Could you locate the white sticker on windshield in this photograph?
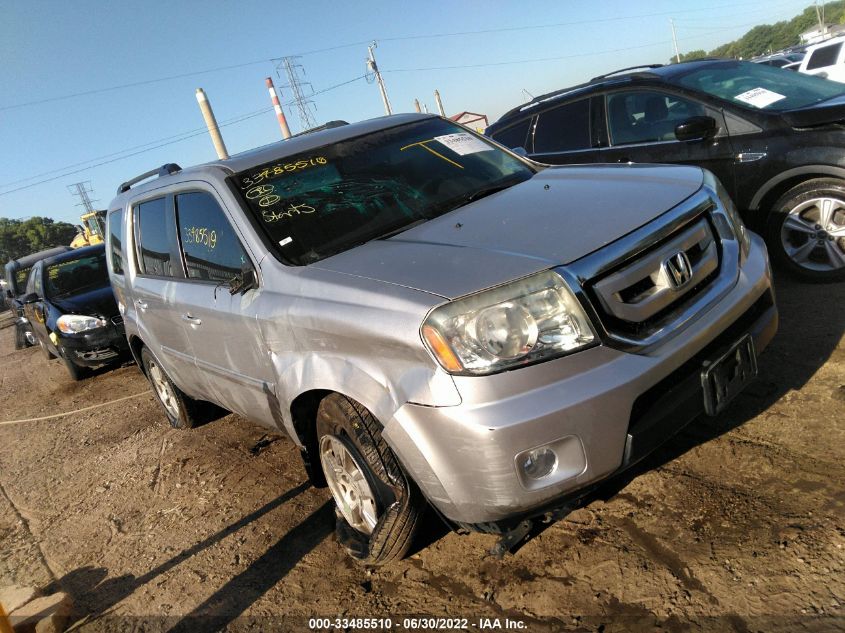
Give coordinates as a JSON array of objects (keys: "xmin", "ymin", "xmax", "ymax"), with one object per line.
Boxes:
[
  {"xmin": 434, "ymin": 133, "xmax": 493, "ymax": 155},
  {"xmin": 278, "ymin": 236, "xmax": 293, "ymax": 247},
  {"xmin": 734, "ymin": 87, "xmax": 786, "ymax": 108}
]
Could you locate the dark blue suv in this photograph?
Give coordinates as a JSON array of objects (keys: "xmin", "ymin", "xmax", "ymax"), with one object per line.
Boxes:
[{"xmin": 486, "ymin": 59, "xmax": 845, "ymax": 282}]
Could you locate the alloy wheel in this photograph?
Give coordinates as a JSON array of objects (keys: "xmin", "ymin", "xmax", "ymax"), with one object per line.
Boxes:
[
  {"xmin": 148, "ymin": 361, "xmax": 180, "ymax": 419},
  {"xmin": 781, "ymin": 196, "xmax": 845, "ymax": 272},
  {"xmin": 319, "ymin": 435, "xmax": 379, "ymax": 535}
]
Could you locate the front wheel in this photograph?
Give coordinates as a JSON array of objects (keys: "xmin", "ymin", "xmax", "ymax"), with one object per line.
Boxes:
[
  {"xmin": 316, "ymin": 393, "xmax": 423, "ymax": 565},
  {"xmin": 766, "ymin": 179, "xmax": 845, "ymax": 282},
  {"xmin": 140, "ymin": 347, "xmax": 202, "ymax": 429}
]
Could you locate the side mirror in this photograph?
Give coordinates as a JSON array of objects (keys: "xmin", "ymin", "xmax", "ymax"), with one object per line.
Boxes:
[
  {"xmin": 674, "ymin": 116, "xmax": 718, "ymax": 142},
  {"xmin": 510, "ymin": 146, "xmax": 528, "ymax": 157},
  {"xmin": 21, "ymin": 292, "xmax": 39, "ymax": 304},
  {"xmin": 228, "ymin": 268, "xmax": 257, "ymax": 295}
]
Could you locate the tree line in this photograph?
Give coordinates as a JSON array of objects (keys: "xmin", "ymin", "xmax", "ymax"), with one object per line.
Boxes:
[
  {"xmin": 0, "ymin": 217, "xmax": 77, "ymax": 264},
  {"xmin": 676, "ymin": 1, "xmax": 845, "ymax": 62}
]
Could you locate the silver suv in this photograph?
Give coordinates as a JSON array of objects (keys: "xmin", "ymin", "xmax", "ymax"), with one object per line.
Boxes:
[{"xmin": 106, "ymin": 114, "xmax": 777, "ymax": 564}]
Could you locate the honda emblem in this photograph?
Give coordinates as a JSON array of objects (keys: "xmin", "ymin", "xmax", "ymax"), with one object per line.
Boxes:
[{"xmin": 664, "ymin": 251, "xmax": 692, "ymax": 288}]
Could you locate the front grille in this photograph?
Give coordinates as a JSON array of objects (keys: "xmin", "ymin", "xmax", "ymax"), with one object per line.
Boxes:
[{"xmin": 592, "ymin": 218, "xmax": 719, "ymax": 327}]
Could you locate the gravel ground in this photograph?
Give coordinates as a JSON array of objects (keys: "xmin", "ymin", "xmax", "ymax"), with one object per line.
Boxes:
[{"xmin": 0, "ymin": 275, "xmax": 842, "ymax": 632}]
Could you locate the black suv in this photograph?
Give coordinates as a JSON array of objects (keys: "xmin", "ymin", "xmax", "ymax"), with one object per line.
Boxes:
[{"xmin": 486, "ymin": 59, "xmax": 845, "ymax": 282}]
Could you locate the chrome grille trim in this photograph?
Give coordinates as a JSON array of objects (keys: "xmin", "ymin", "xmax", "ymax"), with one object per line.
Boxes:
[
  {"xmin": 557, "ymin": 187, "xmax": 741, "ymax": 353},
  {"xmin": 592, "ymin": 218, "xmax": 718, "ymax": 323}
]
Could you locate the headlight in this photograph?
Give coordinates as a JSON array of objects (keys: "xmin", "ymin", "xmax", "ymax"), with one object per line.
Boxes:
[
  {"xmin": 703, "ymin": 170, "xmax": 751, "ymax": 258},
  {"xmin": 56, "ymin": 314, "xmax": 107, "ymax": 334},
  {"xmin": 421, "ymin": 270, "xmax": 596, "ymax": 375}
]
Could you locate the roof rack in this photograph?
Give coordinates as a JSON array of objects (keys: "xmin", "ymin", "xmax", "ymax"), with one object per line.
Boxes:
[
  {"xmin": 117, "ymin": 163, "xmax": 182, "ymax": 194},
  {"xmin": 289, "ymin": 120, "xmax": 349, "ymax": 140},
  {"xmin": 590, "ymin": 64, "xmax": 663, "ymax": 81}
]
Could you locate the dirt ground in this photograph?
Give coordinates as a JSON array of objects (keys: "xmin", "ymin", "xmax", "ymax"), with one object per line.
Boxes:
[{"xmin": 0, "ymin": 275, "xmax": 843, "ymax": 633}]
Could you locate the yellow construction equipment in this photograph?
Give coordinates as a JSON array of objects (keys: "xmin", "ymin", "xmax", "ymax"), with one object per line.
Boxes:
[{"xmin": 70, "ymin": 210, "xmax": 106, "ymax": 248}]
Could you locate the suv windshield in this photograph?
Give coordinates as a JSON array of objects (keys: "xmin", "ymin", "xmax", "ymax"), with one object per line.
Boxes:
[
  {"xmin": 45, "ymin": 253, "xmax": 109, "ymax": 298},
  {"xmin": 233, "ymin": 118, "xmax": 534, "ymax": 265},
  {"xmin": 669, "ymin": 60, "xmax": 845, "ymax": 111}
]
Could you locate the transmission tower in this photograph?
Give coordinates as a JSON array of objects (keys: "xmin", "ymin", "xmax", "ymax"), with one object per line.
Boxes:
[
  {"xmin": 68, "ymin": 181, "xmax": 97, "ymax": 213},
  {"xmin": 276, "ymin": 56, "xmax": 317, "ymax": 132}
]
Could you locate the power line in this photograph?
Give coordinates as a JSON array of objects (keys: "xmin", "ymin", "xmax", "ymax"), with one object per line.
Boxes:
[
  {"xmin": 0, "ymin": 0, "xmax": 794, "ymax": 113},
  {"xmin": 0, "ymin": 75, "xmax": 367, "ymax": 196}
]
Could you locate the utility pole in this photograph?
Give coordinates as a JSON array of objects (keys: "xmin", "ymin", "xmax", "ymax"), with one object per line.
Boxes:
[
  {"xmin": 434, "ymin": 89, "xmax": 446, "ymax": 117},
  {"xmin": 195, "ymin": 88, "xmax": 229, "ymax": 160},
  {"xmin": 277, "ymin": 56, "xmax": 317, "ymax": 132},
  {"xmin": 67, "ymin": 182, "xmax": 97, "ymax": 213},
  {"xmin": 670, "ymin": 19, "xmax": 681, "ymax": 63},
  {"xmin": 414, "ymin": 99, "xmax": 421, "ymax": 113},
  {"xmin": 816, "ymin": 1, "xmax": 825, "ymax": 35},
  {"xmin": 367, "ymin": 42, "xmax": 392, "ymax": 115},
  {"xmin": 265, "ymin": 77, "xmax": 292, "ymax": 139}
]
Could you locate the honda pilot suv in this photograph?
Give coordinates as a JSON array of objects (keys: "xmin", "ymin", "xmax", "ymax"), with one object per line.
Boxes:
[{"xmin": 107, "ymin": 114, "xmax": 777, "ymax": 564}]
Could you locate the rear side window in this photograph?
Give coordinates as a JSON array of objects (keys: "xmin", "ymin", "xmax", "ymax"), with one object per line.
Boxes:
[
  {"xmin": 176, "ymin": 192, "xmax": 251, "ymax": 282},
  {"xmin": 806, "ymin": 42, "xmax": 842, "ymax": 70},
  {"xmin": 532, "ymin": 99, "xmax": 591, "ymax": 153},
  {"xmin": 108, "ymin": 209, "xmax": 124, "ymax": 275},
  {"xmin": 14, "ymin": 266, "xmax": 31, "ymax": 294},
  {"xmin": 491, "ymin": 119, "xmax": 532, "ymax": 150},
  {"xmin": 136, "ymin": 197, "xmax": 173, "ymax": 277}
]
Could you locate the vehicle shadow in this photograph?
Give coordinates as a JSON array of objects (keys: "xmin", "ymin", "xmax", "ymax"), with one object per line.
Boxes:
[
  {"xmin": 504, "ymin": 274, "xmax": 845, "ymax": 553},
  {"xmin": 48, "ymin": 482, "xmax": 329, "ymax": 629}
]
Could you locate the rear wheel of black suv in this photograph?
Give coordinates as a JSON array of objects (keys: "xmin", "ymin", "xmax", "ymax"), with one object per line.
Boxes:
[
  {"xmin": 316, "ymin": 393, "xmax": 423, "ymax": 566},
  {"xmin": 767, "ymin": 179, "xmax": 845, "ymax": 282}
]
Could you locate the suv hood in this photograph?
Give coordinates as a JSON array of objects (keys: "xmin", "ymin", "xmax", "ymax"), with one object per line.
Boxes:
[
  {"xmin": 782, "ymin": 92, "xmax": 845, "ymax": 127},
  {"xmin": 313, "ymin": 164, "xmax": 704, "ymax": 299}
]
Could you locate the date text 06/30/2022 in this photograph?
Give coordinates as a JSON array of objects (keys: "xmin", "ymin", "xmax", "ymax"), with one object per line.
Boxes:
[{"xmin": 307, "ymin": 616, "xmax": 528, "ymax": 630}]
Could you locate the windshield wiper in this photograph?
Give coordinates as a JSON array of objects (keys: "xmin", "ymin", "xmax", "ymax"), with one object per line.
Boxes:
[
  {"xmin": 374, "ymin": 218, "xmax": 430, "ymax": 241},
  {"xmin": 452, "ymin": 178, "xmax": 525, "ymax": 210}
]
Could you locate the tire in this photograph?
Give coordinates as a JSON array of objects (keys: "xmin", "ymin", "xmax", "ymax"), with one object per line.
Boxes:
[
  {"xmin": 766, "ymin": 178, "xmax": 845, "ymax": 282},
  {"xmin": 316, "ymin": 393, "xmax": 423, "ymax": 566},
  {"xmin": 14, "ymin": 324, "xmax": 26, "ymax": 350},
  {"xmin": 140, "ymin": 346, "xmax": 202, "ymax": 429},
  {"xmin": 62, "ymin": 355, "xmax": 88, "ymax": 381},
  {"xmin": 39, "ymin": 338, "xmax": 56, "ymax": 360}
]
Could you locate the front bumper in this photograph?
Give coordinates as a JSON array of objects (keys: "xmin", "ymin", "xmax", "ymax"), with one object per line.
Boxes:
[
  {"xmin": 57, "ymin": 322, "xmax": 129, "ymax": 368},
  {"xmin": 383, "ymin": 234, "xmax": 777, "ymax": 526}
]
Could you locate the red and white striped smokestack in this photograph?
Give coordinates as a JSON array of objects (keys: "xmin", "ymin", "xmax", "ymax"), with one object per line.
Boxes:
[{"xmin": 266, "ymin": 77, "xmax": 292, "ymax": 139}]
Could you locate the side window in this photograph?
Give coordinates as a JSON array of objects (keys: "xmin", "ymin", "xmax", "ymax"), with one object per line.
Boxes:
[
  {"xmin": 175, "ymin": 192, "xmax": 252, "ymax": 282},
  {"xmin": 26, "ymin": 266, "xmax": 41, "ymax": 296},
  {"xmin": 491, "ymin": 119, "xmax": 532, "ymax": 150},
  {"xmin": 136, "ymin": 197, "xmax": 173, "ymax": 277},
  {"xmin": 806, "ymin": 43, "xmax": 842, "ymax": 70},
  {"xmin": 532, "ymin": 100, "xmax": 591, "ymax": 153},
  {"xmin": 607, "ymin": 91, "xmax": 706, "ymax": 146},
  {"xmin": 108, "ymin": 209, "xmax": 124, "ymax": 275}
]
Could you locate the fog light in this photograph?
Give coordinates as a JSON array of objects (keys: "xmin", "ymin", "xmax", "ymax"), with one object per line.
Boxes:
[{"xmin": 520, "ymin": 447, "xmax": 557, "ymax": 480}]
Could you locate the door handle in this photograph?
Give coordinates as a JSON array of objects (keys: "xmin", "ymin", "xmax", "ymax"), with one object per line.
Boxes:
[
  {"xmin": 181, "ymin": 314, "xmax": 202, "ymax": 326},
  {"xmin": 135, "ymin": 299, "xmax": 148, "ymax": 310}
]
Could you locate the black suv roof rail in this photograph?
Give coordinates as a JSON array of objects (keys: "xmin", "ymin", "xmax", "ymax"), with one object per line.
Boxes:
[
  {"xmin": 590, "ymin": 64, "xmax": 663, "ymax": 81},
  {"xmin": 290, "ymin": 120, "xmax": 349, "ymax": 139},
  {"xmin": 117, "ymin": 163, "xmax": 182, "ymax": 194}
]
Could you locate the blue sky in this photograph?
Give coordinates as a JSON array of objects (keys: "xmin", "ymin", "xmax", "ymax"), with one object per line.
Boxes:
[{"xmin": 0, "ymin": 0, "xmax": 812, "ymax": 225}]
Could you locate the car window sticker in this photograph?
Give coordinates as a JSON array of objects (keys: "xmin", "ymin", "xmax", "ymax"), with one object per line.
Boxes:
[
  {"xmin": 278, "ymin": 236, "xmax": 293, "ymax": 247},
  {"xmin": 733, "ymin": 87, "xmax": 787, "ymax": 108},
  {"xmin": 433, "ymin": 132, "xmax": 494, "ymax": 156}
]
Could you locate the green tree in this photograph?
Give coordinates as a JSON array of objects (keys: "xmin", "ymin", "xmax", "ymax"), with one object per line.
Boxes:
[{"xmin": 0, "ymin": 217, "xmax": 78, "ymax": 263}]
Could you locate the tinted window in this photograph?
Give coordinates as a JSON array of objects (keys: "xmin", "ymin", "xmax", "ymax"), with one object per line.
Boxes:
[
  {"xmin": 532, "ymin": 100, "xmax": 591, "ymax": 153},
  {"xmin": 108, "ymin": 209, "xmax": 124, "ymax": 275},
  {"xmin": 136, "ymin": 197, "xmax": 173, "ymax": 277},
  {"xmin": 233, "ymin": 118, "xmax": 533, "ymax": 265},
  {"xmin": 607, "ymin": 91, "xmax": 706, "ymax": 145},
  {"xmin": 25, "ymin": 266, "xmax": 40, "ymax": 296},
  {"xmin": 670, "ymin": 60, "xmax": 845, "ymax": 110},
  {"xmin": 491, "ymin": 119, "xmax": 531, "ymax": 150},
  {"xmin": 176, "ymin": 192, "xmax": 251, "ymax": 282},
  {"xmin": 14, "ymin": 266, "xmax": 32, "ymax": 294},
  {"xmin": 45, "ymin": 253, "xmax": 108, "ymax": 298},
  {"xmin": 807, "ymin": 42, "xmax": 842, "ymax": 70}
]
